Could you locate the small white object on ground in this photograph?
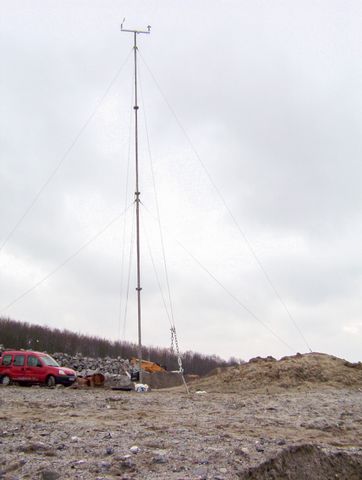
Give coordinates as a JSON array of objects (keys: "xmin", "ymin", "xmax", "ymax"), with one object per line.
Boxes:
[{"xmin": 135, "ymin": 383, "xmax": 149, "ymax": 392}]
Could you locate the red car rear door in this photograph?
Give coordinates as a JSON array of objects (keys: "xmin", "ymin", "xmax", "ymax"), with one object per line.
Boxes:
[{"xmin": 11, "ymin": 354, "xmax": 27, "ymax": 381}]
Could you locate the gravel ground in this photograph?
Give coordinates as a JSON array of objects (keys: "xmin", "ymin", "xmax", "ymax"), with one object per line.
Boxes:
[{"xmin": 0, "ymin": 385, "xmax": 362, "ymax": 479}]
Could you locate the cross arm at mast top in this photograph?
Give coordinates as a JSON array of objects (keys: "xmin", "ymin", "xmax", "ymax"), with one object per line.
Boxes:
[
  {"xmin": 120, "ymin": 20, "xmax": 151, "ymax": 35},
  {"xmin": 121, "ymin": 28, "xmax": 151, "ymax": 34}
]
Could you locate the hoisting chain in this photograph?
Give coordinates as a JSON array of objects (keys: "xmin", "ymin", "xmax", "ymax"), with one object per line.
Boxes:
[
  {"xmin": 170, "ymin": 326, "xmax": 182, "ymax": 371},
  {"xmin": 170, "ymin": 325, "xmax": 189, "ymax": 394},
  {"xmin": 170, "ymin": 327, "xmax": 180, "ymax": 367},
  {"xmin": 170, "ymin": 325, "xmax": 190, "ymax": 395},
  {"xmin": 170, "ymin": 327, "xmax": 175, "ymax": 354}
]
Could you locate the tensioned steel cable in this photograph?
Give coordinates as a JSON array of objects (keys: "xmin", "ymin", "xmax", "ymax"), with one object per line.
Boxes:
[
  {"xmin": 141, "ymin": 209, "xmax": 173, "ymax": 327},
  {"xmin": 0, "ymin": 203, "xmax": 133, "ymax": 315},
  {"xmin": 139, "ymin": 65, "xmax": 177, "ymax": 330},
  {"xmin": 139, "ymin": 68, "xmax": 188, "ymax": 387},
  {"xmin": 139, "ymin": 67, "xmax": 188, "ymax": 382},
  {"xmin": 121, "ymin": 203, "xmax": 136, "ymax": 342},
  {"xmin": 142, "ymin": 205, "xmax": 296, "ymax": 354},
  {"xmin": 139, "ymin": 52, "xmax": 312, "ymax": 353},
  {"xmin": 0, "ymin": 49, "xmax": 133, "ymax": 255},
  {"xmin": 117, "ymin": 91, "xmax": 134, "ymax": 341}
]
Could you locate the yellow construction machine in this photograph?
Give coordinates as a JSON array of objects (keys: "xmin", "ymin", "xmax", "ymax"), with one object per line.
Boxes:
[{"xmin": 130, "ymin": 358, "xmax": 166, "ymax": 373}]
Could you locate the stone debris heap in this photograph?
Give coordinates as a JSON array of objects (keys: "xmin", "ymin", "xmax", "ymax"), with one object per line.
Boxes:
[
  {"xmin": 52, "ymin": 352, "xmax": 132, "ymax": 388},
  {"xmin": 190, "ymin": 352, "xmax": 362, "ymax": 394}
]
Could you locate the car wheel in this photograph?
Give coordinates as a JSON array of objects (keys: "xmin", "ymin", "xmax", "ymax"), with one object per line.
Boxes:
[
  {"xmin": 46, "ymin": 375, "xmax": 56, "ymax": 388},
  {"xmin": 1, "ymin": 375, "xmax": 11, "ymax": 386}
]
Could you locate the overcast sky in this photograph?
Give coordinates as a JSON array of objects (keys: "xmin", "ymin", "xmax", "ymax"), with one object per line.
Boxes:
[{"xmin": 1, "ymin": 1, "xmax": 362, "ymax": 362}]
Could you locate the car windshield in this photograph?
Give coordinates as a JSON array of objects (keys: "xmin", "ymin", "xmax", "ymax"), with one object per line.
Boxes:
[{"xmin": 39, "ymin": 355, "xmax": 60, "ymax": 367}]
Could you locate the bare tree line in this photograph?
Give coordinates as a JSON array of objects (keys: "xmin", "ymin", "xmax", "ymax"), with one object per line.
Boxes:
[{"xmin": 0, "ymin": 317, "xmax": 241, "ymax": 375}]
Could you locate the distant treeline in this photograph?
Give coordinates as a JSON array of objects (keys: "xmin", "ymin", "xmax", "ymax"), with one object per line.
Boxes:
[{"xmin": 0, "ymin": 317, "xmax": 240, "ymax": 376}]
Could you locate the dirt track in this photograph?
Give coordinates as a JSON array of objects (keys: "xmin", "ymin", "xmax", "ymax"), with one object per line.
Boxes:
[{"xmin": 1, "ymin": 384, "xmax": 362, "ymax": 479}]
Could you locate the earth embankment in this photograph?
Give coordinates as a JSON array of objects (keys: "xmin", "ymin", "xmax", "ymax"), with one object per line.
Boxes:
[{"xmin": 188, "ymin": 352, "xmax": 362, "ymax": 393}]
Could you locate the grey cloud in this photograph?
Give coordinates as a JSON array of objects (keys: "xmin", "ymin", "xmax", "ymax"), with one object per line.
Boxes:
[{"xmin": 1, "ymin": 1, "xmax": 361, "ymax": 362}]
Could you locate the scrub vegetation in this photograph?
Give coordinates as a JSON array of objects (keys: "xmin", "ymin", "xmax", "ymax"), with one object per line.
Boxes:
[{"xmin": 0, "ymin": 317, "xmax": 240, "ymax": 376}]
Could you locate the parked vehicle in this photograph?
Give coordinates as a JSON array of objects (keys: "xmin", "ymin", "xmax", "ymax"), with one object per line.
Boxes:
[{"xmin": 0, "ymin": 350, "xmax": 76, "ymax": 387}]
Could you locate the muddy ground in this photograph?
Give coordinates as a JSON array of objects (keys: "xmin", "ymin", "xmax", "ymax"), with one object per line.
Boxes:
[{"xmin": 0, "ymin": 384, "xmax": 362, "ymax": 479}]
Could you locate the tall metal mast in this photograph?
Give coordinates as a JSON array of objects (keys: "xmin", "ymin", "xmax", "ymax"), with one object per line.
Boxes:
[{"xmin": 121, "ymin": 20, "xmax": 151, "ymax": 384}]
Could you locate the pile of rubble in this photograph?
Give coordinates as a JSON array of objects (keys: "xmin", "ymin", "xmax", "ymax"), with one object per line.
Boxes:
[
  {"xmin": 52, "ymin": 352, "xmax": 132, "ymax": 388},
  {"xmin": 191, "ymin": 352, "xmax": 362, "ymax": 394}
]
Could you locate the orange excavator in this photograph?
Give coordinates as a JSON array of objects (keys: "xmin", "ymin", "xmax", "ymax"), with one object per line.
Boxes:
[{"xmin": 130, "ymin": 358, "xmax": 166, "ymax": 373}]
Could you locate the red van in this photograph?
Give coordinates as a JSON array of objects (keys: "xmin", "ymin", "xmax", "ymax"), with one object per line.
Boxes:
[{"xmin": 0, "ymin": 350, "xmax": 76, "ymax": 387}]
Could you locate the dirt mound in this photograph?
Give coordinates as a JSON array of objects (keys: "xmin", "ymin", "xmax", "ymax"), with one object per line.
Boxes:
[
  {"xmin": 239, "ymin": 444, "xmax": 362, "ymax": 480},
  {"xmin": 189, "ymin": 352, "xmax": 362, "ymax": 393}
]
